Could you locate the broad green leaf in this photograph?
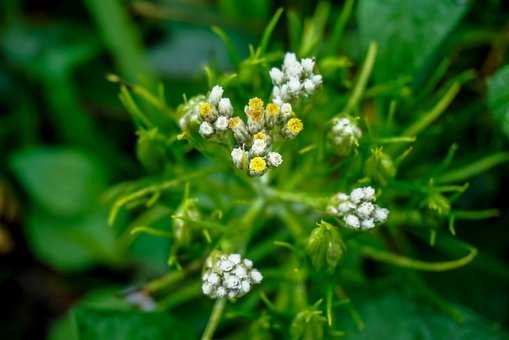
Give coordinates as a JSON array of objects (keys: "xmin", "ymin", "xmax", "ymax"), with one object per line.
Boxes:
[
  {"xmin": 338, "ymin": 291, "xmax": 508, "ymax": 339},
  {"xmin": 72, "ymin": 307, "xmax": 191, "ymax": 340},
  {"xmin": 10, "ymin": 147, "xmax": 107, "ymax": 216},
  {"xmin": 358, "ymin": 0, "xmax": 469, "ymax": 84},
  {"xmin": 487, "ymin": 65, "xmax": 509, "ymax": 138},
  {"xmin": 26, "ymin": 209, "xmax": 122, "ymax": 271}
]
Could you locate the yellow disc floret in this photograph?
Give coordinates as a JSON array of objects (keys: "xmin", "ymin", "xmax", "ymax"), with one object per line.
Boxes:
[
  {"xmin": 266, "ymin": 103, "xmax": 280, "ymax": 117},
  {"xmin": 248, "ymin": 97, "xmax": 264, "ymax": 110},
  {"xmin": 228, "ymin": 116, "xmax": 241, "ymax": 128},
  {"xmin": 199, "ymin": 102, "xmax": 214, "ymax": 120},
  {"xmin": 287, "ymin": 118, "xmax": 304, "ymax": 136},
  {"xmin": 253, "ymin": 131, "xmax": 267, "ymax": 140},
  {"xmin": 249, "ymin": 156, "xmax": 267, "ymax": 174}
]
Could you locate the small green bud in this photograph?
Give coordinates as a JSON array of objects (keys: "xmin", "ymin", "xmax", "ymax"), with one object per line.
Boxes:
[
  {"xmin": 425, "ymin": 192, "xmax": 451, "ymax": 216},
  {"xmin": 172, "ymin": 198, "xmax": 201, "ymax": 248},
  {"xmin": 307, "ymin": 221, "xmax": 345, "ymax": 274},
  {"xmin": 290, "ymin": 306, "xmax": 327, "ymax": 340},
  {"xmin": 176, "ymin": 94, "xmax": 206, "ymax": 132},
  {"xmin": 364, "ymin": 147, "xmax": 396, "ymax": 186},
  {"xmin": 136, "ymin": 128, "xmax": 167, "ymax": 173}
]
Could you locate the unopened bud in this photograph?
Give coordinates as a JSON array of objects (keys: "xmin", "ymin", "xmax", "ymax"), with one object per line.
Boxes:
[{"xmin": 307, "ymin": 221, "xmax": 345, "ymax": 273}]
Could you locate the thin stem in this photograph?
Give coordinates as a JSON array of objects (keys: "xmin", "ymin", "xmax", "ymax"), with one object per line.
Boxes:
[
  {"xmin": 201, "ymin": 298, "xmax": 227, "ymax": 340},
  {"xmin": 343, "ymin": 41, "xmax": 378, "ymax": 116},
  {"xmin": 436, "ymin": 152, "xmax": 509, "ymax": 183},
  {"xmin": 360, "ymin": 244, "xmax": 477, "ymax": 272}
]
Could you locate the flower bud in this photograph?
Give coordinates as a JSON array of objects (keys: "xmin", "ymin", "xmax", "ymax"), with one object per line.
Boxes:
[
  {"xmin": 328, "ymin": 117, "xmax": 362, "ymax": 156},
  {"xmin": 290, "ymin": 307, "xmax": 326, "ymax": 340},
  {"xmin": 425, "ymin": 192, "xmax": 450, "ymax": 216},
  {"xmin": 172, "ymin": 197, "xmax": 201, "ymax": 248},
  {"xmin": 364, "ymin": 147, "xmax": 396, "ymax": 186},
  {"xmin": 307, "ymin": 221, "xmax": 345, "ymax": 273}
]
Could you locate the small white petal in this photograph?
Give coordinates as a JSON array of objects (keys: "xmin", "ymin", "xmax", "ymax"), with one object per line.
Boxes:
[
  {"xmin": 269, "ymin": 67, "xmax": 284, "ymax": 84},
  {"xmin": 240, "ymin": 280, "xmax": 251, "ymax": 293},
  {"xmin": 345, "ymin": 214, "xmax": 360, "ymax": 228},
  {"xmin": 303, "ymin": 79, "xmax": 315, "ymax": 93},
  {"xmin": 301, "ymin": 58, "xmax": 315, "ymax": 73},
  {"xmin": 281, "ymin": 103, "xmax": 292, "ymax": 115},
  {"xmin": 361, "ymin": 219, "xmax": 375, "ymax": 229},
  {"xmin": 209, "ymin": 85, "xmax": 223, "ymax": 104},
  {"xmin": 214, "ymin": 116, "xmax": 229, "ymax": 131},
  {"xmin": 243, "ymin": 259, "xmax": 253, "ymax": 268},
  {"xmin": 267, "ymin": 152, "xmax": 283, "ymax": 167},
  {"xmin": 202, "ymin": 282, "xmax": 213, "ymax": 295},
  {"xmin": 199, "ymin": 121, "xmax": 214, "ymax": 137},
  {"xmin": 311, "ymin": 74, "xmax": 323, "ymax": 86},
  {"xmin": 374, "ymin": 207, "xmax": 389, "ymax": 222},
  {"xmin": 228, "ymin": 254, "xmax": 242, "ymax": 265},
  {"xmin": 250, "ymin": 269, "xmax": 263, "ymax": 284},
  {"xmin": 218, "ymin": 98, "xmax": 233, "ymax": 116}
]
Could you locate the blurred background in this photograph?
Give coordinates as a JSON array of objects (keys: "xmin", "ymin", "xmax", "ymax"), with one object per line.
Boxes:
[{"xmin": 1, "ymin": 0, "xmax": 509, "ymax": 338}]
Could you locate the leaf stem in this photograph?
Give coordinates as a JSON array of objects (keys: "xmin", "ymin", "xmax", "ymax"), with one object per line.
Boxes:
[{"xmin": 201, "ymin": 298, "xmax": 227, "ymax": 340}]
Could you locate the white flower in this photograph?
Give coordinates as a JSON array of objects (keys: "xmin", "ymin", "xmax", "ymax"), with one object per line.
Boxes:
[
  {"xmin": 281, "ymin": 103, "xmax": 292, "ymax": 115},
  {"xmin": 301, "ymin": 58, "xmax": 315, "ymax": 73},
  {"xmin": 209, "ymin": 85, "xmax": 223, "ymax": 104},
  {"xmin": 199, "ymin": 121, "xmax": 214, "ymax": 137},
  {"xmin": 202, "ymin": 253, "xmax": 263, "ymax": 300},
  {"xmin": 214, "ymin": 116, "xmax": 229, "ymax": 131},
  {"xmin": 267, "ymin": 152, "xmax": 283, "ymax": 167},
  {"xmin": 284, "ymin": 52, "xmax": 298, "ymax": 68},
  {"xmin": 250, "ymin": 139, "xmax": 268, "ymax": 156},
  {"xmin": 312, "ymin": 74, "xmax": 323, "ymax": 86},
  {"xmin": 303, "ymin": 79, "xmax": 316, "ymax": 93},
  {"xmin": 350, "ymin": 188, "xmax": 365, "ymax": 203},
  {"xmin": 363, "ymin": 187, "xmax": 375, "ymax": 201},
  {"xmin": 250, "ymin": 269, "xmax": 263, "ymax": 284},
  {"xmin": 357, "ymin": 202, "xmax": 374, "ymax": 219},
  {"xmin": 361, "ymin": 219, "xmax": 375, "ymax": 229},
  {"xmin": 374, "ymin": 208, "xmax": 389, "ymax": 222},
  {"xmin": 231, "ymin": 147, "xmax": 246, "ymax": 169},
  {"xmin": 269, "ymin": 67, "xmax": 284, "ymax": 84},
  {"xmin": 218, "ymin": 98, "xmax": 233, "ymax": 116},
  {"xmin": 338, "ymin": 202, "xmax": 354, "ymax": 213},
  {"xmin": 288, "ymin": 77, "xmax": 302, "ymax": 94},
  {"xmin": 345, "ymin": 214, "xmax": 360, "ymax": 228}
]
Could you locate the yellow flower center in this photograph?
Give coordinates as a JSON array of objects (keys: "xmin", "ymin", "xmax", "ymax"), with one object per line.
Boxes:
[
  {"xmin": 266, "ymin": 103, "xmax": 280, "ymax": 117},
  {"xmin": 248, "ymin": 97, "xmax": 264, "ymax": 110},
  {"xmin": 228, "ymin": 117, "xmax": 241, "ymax": 128},
  {"xmin": 249, "ymin": 157, "xmax": 267, "ymax": 173},
  {"xmin": 199, "ymin": 102, "xmax": 213, "ymax": 119},
  {"xmin": 247, "ymin": 108, "xmax": 264, "ymax": 121},
  {"xmin": 287, "ymin": 118, "xmax": 303, "ymax": 135},
  {"xmin": 253, "ymin": 131, "xmax": 267, "ymax": 140}
]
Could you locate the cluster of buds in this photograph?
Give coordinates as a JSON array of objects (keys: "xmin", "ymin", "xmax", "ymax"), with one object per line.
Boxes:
[
  {"xmin": 230, "ymin": 98, "xmax": 303, "ymax": 176},
  {"xmin": 270, "ymin": 52, "xmax": 322, "ymax": 105},
  {"xmin": 194, "ymin": 85, "xmax": 234, "ymax": 138},
  {"xmin": 327, "ymin": 186, "xmax": 389, "ymax": 229},
  {"xmin": 201, "ymin": 253, "xmax": 263, "ymax": 299},
  {"xmin": 329, "ymin": 116, "xmax": 362, "ymax": 156}
]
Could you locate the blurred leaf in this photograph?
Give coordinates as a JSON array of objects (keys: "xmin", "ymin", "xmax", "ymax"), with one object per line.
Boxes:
[
  {"xmin": 25, "ymin": 209, "xmax": 122, "ymax": 271},
  {"xmin": 72, "ymin": 307, "xmax": 190, "ymax": 340},
  {"xmin": 358, "ymin": 0, "xmax": 470, "ymax": 84},
  {"xmin": 487, "ymin": 64, "xmax": 509, "ymax": 138},
  {"xmin": 338, "ymin": 291, "xmax": 508, "ymax": 339},
  {"xmin": 10, "ymin": 147, "xmax": 107, "ymax": 216}
]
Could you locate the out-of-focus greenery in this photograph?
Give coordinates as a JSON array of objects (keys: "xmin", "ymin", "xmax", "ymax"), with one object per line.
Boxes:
[{"xmin": 1, "ymin": 0, "xmax": 509, "ymax": 339}]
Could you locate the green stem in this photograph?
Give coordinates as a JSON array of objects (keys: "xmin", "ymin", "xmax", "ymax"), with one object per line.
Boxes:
[
  {"xmin": 201, "ymin": 298, "xmax": 227, "ymax": 340},
  {"xmin": 436, "ymin": 152, "xmax": 509, "ymax": 183},
  {"xmin": 343, "ymin": 41, "xmax": 378, "ymax": 116},
  {"xmin": 360, "ymin": 244, "xmax": 477, "ymax": 272}
]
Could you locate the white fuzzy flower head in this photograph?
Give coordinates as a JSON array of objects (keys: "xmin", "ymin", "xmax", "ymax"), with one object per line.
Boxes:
[
  {"xmin": 267, "ymin": 152, "xmax": 283, "ymax": 168},
  {"xmin": 199, "ymin": 121, "xmax": 214, "ymax": 138},
  {"xmin": 270, "ymin": 67, "xmax": 284, "ymax": 84},
  {"xmin": 209, "ymin": 85, "xmax": 223, "ymax": 105},
  {"xmin": 301, "ymin": 58, "xmax": 315, "ymax": 73},
  {"xmin": 231, "ymin": 147, "xmax": 246, "ymax": 169},
  {"xmin": 250, "ymin": 139, "xmax": 268, "ymax": 156},
  {"xmin": 202, "ymin": 253, "xmax": 263, "ymax": 300},
  {"xmin": 218, "ymin": 98, "xmax": 233, "ymax": 116},
  {"xmin": 327, "ymin": 186, "xmax": 389, "ymax": 230},
  {"xmin": 214, "ymin": 116, "xmax": 229, "ymax": 131}
]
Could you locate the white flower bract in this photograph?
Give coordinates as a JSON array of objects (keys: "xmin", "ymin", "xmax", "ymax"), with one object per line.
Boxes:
[
  {"xmin": 328, "ymin": 186, "xmax": 389, "ymax": 230},
  {"xmin": 202, "ymin": 253, "xmax": 263, "ymax": 300}
]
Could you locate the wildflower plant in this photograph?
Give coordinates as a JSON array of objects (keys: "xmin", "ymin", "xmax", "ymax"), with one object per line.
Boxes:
[{"xmin": 99, "ymin": 4, "xmax": 509, "ymax": 340}]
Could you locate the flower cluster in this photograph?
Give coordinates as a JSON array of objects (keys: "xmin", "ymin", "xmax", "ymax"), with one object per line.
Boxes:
[
  {"xmin": 270, "ymin": 52, "xmax": 322, "ymax": 105},
  {"xmin": 202, "ymin": 253, "xmax": 263, "ymax": 299},
  {"xmin": 327, "ymin": 186, "xmax": 389, "ymax": 229},
  {"xmin": 194, "ymin": 85, "xmax": 234, "ymax": 138},
  {"xmin": 329, "ymin": 116, "xmax": 362, "ymax": 156},
  {"xmin": 230, "ymin": 98, "xmax": 303, "ymax": 176}
]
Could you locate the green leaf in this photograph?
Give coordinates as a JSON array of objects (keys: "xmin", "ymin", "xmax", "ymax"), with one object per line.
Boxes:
[
  {"xmin": 25, "ymin": 209, "xmax": 122, "ymax": 271},
  {"xmin": 72, "ymin": 307, "xmax": 191, "ymax": 340},
  {"xmin": 358, "ymin": 0, "xmax": 470, "ymax": 84},
  {"xmin": 338, "ymin": 291, "xmax": 508, "ymax": 339},
  {"xmin": 487, "ymin": 64, "xmax": 509, "ymax": 138},
  {"xmin": 10, "ymin": 147, "xmax": 107, "ymax": 216}
]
